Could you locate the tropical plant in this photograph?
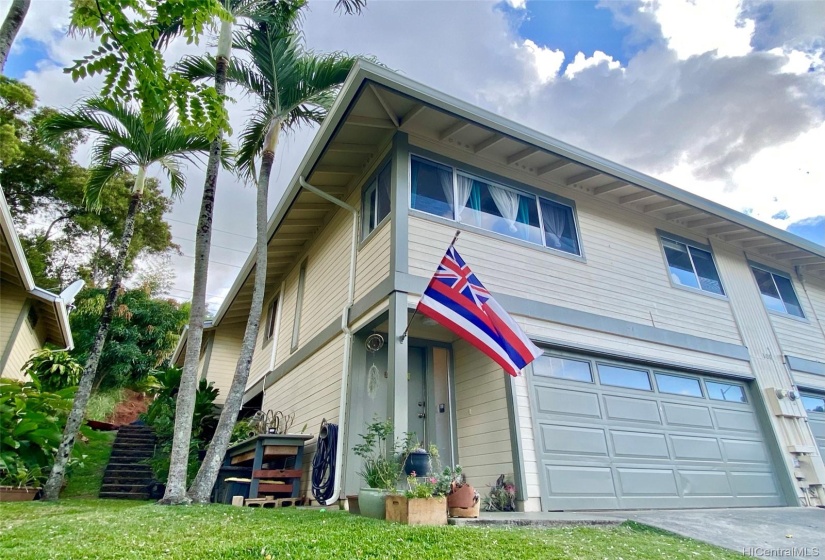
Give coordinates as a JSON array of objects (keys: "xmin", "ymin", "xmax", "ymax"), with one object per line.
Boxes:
[
  {"xmin": 22, "ymin": 349, "xmax": 84, "ymax": 392},
  {"xmin": 0, "ymin": 379, "xmax": 75, "ymax": 487},
  {"xmin": 482, "ymin": 474, "xmax": 517, "ymax": 512},
  {"xmin": 180, "ymin": 7, "xmax": 360, "ymax": 504},
  {"xmin": 0, "ymin": 0, "xmax": 30, "ymax": 74},
  {"xmin": 352, "ymin": 418, "xmax": 403, "ymax": 491},
  {"xmin": 37, "ymin": 98, "xmax": 216, "ymax": 501}
]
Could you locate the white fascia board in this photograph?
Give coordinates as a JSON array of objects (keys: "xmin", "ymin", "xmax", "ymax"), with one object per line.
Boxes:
[{"xmin": 0, "ymin": 186, "xmax": 36, "ymax": 291}]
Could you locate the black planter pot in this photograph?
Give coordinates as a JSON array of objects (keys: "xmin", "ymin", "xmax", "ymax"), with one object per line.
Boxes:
[{"xmin": 403, "ymin": 451, "xmax": 431, "ymax": 476}]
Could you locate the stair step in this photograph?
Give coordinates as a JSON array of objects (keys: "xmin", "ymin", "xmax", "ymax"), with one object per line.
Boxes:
[
  {"xmin": 101, "ymin": 483, "xmax": 151, "ymax": 493},
  {"xmin": 109, "ymin": 449, "xmax": 154, "ymax": 458},
  {"xmin": 114, "ymin": 436, "xmax": 156, "ymax": 444},
  {"xmin": 112, "ymin": 443, "xmax": 155, "ymax": 451},
  {"xmin": 99, "ymin": 491, "xmax": 151, "ymax": 500},
  {"xmin": 102, "ymin": 473, "xmax": 154, "ymax": 482}
]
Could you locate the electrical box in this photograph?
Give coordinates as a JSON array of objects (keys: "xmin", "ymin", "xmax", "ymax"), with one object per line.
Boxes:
[{"xmin": 763, "ymin": 387, "xmax": 806, "ymax": 418}]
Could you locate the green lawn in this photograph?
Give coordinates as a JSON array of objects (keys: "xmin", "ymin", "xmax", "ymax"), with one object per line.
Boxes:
[
  {"xmin": 0, "ymin": 500, "xmax": 740, "ymax": 560},
  {"xmin": 62, "ymin": 427, "xmax": 116, "ymax": 498}
]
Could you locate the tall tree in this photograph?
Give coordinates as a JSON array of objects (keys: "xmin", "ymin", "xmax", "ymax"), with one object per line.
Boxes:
[
  {"xmin": 161, "ymin": 0, "xmax": 364, "ymax": 505},
  {"xmin": 179, "ymin": 10, "xmax": 359, "ymax": 503},
  {"xmin": 0, "ymin": 0, "xmax": 30, "ymax": 74},
  {"xmin": 38, "ymin": 98, "xmax": 216, "ymax": 500}
]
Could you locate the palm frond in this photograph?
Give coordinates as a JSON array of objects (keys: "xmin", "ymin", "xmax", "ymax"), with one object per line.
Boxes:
[
  {"xmin": 175, "ymin": 54, "xmax": 218, "ymax": 83},
  {"xmin": 235, "ymin": 106, "xmax": 275, "ymax": 183},
  {"xmin": 335, "ymin": 0, "xmax": 367, "ymax": 15},
  {"xmin": 85, "ymin": 159, "xmax": 128, "ymax": 210},
  {"xmin": 158, "ymin": 156, "xmax": 186, "ymax": 198}
]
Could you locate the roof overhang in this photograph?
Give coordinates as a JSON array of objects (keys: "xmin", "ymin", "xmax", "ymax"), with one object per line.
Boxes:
[
  {"xmin": 212, "ymin": 61, "xmax": 825, "ymax": 324},
  {"xmin": 0, "ymin": 186, "xmax": 74, "ymax": 349}
]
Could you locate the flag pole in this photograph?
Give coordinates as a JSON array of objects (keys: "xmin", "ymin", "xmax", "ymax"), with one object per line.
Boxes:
[{"xmin": 400, "ymin": 230, "xmax": 461, "ymax": 342}]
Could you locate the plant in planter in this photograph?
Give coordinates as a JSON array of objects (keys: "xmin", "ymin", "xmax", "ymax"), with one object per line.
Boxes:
[
  {"xmin": 401, "ymin": 433, "xmax": 431, "ymax": 476},
  {"xmin": 352, "ymin": 417, "xmax": 402, "ymax": 519},
  {"xmin": 0, "ymin": 462, "xmax": 43, "ymax": 502},
  {"xmin": 482, "ymin": 474, "xmax": 517, "ymax": 512},
  {"xmin": 443, "ymin": 465, "xmax": 480, "ymax": 517},
  {"xmin": 385, "ymin": 470, "xmax": 447, "ymax": 526}
]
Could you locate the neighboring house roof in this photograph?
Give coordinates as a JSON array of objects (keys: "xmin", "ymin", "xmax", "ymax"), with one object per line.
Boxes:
[
  {"xmin": 0, "ymin": 186, "xmax": 74, "ymax": 349},
  {"xmin": 170, "ymin": 321, "xmax": 214, "ymax": 365},
  {"xmin": 211, "ymin": 61, "xmax": 825, "ymax": 325}
]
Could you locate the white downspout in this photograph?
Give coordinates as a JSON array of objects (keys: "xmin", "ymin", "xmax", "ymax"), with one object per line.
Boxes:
[{"xmin": 299, "ymin": 176, "xmax": 357, "ymax": 506}]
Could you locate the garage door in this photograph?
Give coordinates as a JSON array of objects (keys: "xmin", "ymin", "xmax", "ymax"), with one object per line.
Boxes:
[
  {"xmin": 529, "ymin": 353, "xmax": 785, "ymax": 510},
  {"xmin": 801, "ymin": 391, "xmax": 825, "ymax": 465}
]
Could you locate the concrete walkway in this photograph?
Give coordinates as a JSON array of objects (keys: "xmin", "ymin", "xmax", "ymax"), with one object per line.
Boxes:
[{"xmin": 459, "ymin": 508, "xmax": 825, "ymax": 558}]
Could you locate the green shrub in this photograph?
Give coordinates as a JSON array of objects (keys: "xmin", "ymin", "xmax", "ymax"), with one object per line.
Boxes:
[
  {"xmin": 85, "ymin": 388, "xmax": 125, "ymax": 422},
  {"xmin": 0, "ymin": 379, "xmax": 75, "ymax": 485},
  {"xmin": 22, "ymin": 348, "xmax": 83, "ymax": 392}
]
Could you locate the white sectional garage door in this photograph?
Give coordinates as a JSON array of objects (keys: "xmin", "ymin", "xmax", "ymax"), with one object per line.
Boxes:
[
  {"xmin": 801, "ymin": 391, "xmax": 825, "ymax": 467},
  {"xmin": 529, "ymin": 353, "xmax": 785, "ymax": 510}
]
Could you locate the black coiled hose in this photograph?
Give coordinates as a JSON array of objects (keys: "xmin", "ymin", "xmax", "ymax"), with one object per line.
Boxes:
[{"xmin": 311, "ymin": 421, "xmax": 338, "ymax": 505}]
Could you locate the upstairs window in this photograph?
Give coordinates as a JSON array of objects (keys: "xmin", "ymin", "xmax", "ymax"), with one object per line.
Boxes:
[
  {"xmin": 410, "ymin": 155, "xmax": 581, "ymax": 255},
  {"xmin": 661, "ymin": 236, "xmax": 724, "ymax": 295},
  {"xmin": 751, "ymin": 266, "xmax": 804, "ymax": 318},
  {"xmin": 263, "ymin": 296, "xmax": 278, "ymax": 344},
  {"xmin": 362, "ymin": 162, "xmax": 391, "ymax": 238}
]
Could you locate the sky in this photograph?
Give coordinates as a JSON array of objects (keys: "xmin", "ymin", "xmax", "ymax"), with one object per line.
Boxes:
[{"xmin": 4, "ymin": 0, "xmax": 825, "ymax": 311}]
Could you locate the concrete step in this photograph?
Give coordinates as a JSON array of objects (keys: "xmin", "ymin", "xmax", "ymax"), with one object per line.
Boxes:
[
  {"xmin": 99, "ymin": 491, "xmax": 150, "ymax": 500},
  {"xmin": 100, "ymin": 482, "xmax": 152, "ymax": 494}
]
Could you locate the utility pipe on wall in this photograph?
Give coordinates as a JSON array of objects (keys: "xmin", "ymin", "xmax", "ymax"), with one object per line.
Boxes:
[{"xmin": 299, "ymin": 177, "xmax": 358, "ymax": 506}]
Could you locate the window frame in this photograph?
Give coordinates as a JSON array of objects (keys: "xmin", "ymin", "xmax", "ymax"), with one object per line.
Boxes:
[
  {"xmin": 704, "ymin": 380, "xmax": 748, "ymax": 403},
  {"xmin": 361, "ymin": 159, "xmax": 392, "ymax": 240},
  {"xmin": 749, "ymin": 262, "xmax": 806, "ymax": 320},
  {"xmin": 408, "ymin": 151, "xmax": 585, "ymax": 260},
  {"xmin": 262, "ymin": 293, "xmax": 280, "ymax": 347},
  {"xmin": 657, "ymin": 230, "xmax": 726, "ymax": 299},
  {"xmin": 654, "ymin": 371, "xmax": 704, "ymax": 398},
  {"xmin": 596, "ymin": 362, "xmax": 653, "ymax": 391},
  {"xmin": 291, "ymin": 260, "xmax": 307, "ymax": 353},
  {"xmin": 532, "ymin": 354, "xmax": 594, "ymax": 383}
]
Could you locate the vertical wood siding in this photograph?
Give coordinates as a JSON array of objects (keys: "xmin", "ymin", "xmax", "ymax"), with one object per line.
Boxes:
[
  {"xmin": 453, "ymin": 339, "xmax": 514, "ymax": 486},
  {"xmin": 512, "ymin": 373, "xmax": 541, "ymax": 500},
  {"xmin": 262, "ymin": 335, "xmax": 344, "ymax": 499}
]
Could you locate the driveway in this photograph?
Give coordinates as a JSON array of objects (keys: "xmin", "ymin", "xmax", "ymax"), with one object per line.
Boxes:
[{"xmin": 601, "ymin": 507, "xmax": 825, "ymax": 558}]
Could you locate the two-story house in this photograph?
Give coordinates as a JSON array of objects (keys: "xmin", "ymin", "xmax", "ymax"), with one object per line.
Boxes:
[{"xmin": 184, "ymin": 61, "xmax": 825, "ymax": 512}]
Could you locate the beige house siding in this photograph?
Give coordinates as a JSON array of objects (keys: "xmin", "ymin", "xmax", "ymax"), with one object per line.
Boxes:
[
  {"xmin": 204, "ymin": 327, "xmax": 244, "ymax": 405},
  {"xmin": 0, "ymin": 281, "xmax": 27, "ymax": 365},
  {"xmin": 512, "ymin": 373, "xmax": 541, "ymax": 506},
  {"xmin": 262, "ymin": 335, "xmax": 344, "ymax": 499},
  {"xmin": 793, "ymin": 371, "xmax": 825, "ymax": 392},
  {"xmin": 407, "ymin": 137, "xmax": 742, "ymax": 346},
  {"xmin": 355, "ymin": 222, "xmax": 390, "ymax": 301},
  {"xmin": 3, "ymin": 302, "xmax": 46, "ymax": 381},
  {"xmin": 453, "ymin": 339, "xmax": 514, "ymax": 486},
  {"xmin": 767, "ymin": 271, "xmax": 825, "ymax": 364}
]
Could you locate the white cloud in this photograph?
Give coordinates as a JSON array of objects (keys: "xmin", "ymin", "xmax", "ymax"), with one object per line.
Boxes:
[
  {"xmin": 521, "ymin": 39, "xmax": 564, "ymax": 84},
  {"xmin": 504, "ymin": 0, "xmax": 526, "ymax": 9},
  {"xmin": 563, "ymin": 50, "xmax": 621, "ymax": 79}
]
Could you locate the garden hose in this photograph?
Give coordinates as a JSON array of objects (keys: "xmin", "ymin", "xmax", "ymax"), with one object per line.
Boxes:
[{"xmin": 311, "ymin": 420, "xmax": 337, "ymax": 505}]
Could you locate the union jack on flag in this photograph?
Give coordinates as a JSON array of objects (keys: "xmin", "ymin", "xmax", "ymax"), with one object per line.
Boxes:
[{"xmin": 417, "ymin": 244, "xmax": 542, "ymax": 376}]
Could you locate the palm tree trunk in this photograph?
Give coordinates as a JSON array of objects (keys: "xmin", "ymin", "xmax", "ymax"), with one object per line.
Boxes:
[
  {"xmin": 162, "ymin": 17, "xmax": 233, "ymax": 505},
  {"xmin": 187, "ymin": 123, "xmax": 279, "ymax": 503},
  {"xmin": 42, "ymin": 167, "xmax": 146, "ymax": 500},
  {"xmin": 0, "ymin": 0, "xmax": 30, "ymax": 73}
]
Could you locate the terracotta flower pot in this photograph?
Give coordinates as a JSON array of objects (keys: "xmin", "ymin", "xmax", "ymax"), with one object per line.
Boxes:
[
  {"xmin": 0, "ymin": 486, "xmax": 40, "ymax": 502},
  {"xmin": 447, "ymin": 483, "xmax": 477, "ymax": 509}
]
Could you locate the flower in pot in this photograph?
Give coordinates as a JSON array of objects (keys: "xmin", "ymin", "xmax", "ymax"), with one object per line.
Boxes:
[
  {"xmin": 401, "ymin": 433, "xmax": 431, "ymax": 477},
  {"xmin": 352, "ymin": 417, "xmax": 402, "ymax": 519},
  {"xmin": 443, "ymin": 465, "xmax": 480, "ymax": 517},
  {"xmin": 385, "ymin": 471, "xmax": 447, "ymax": 525}
]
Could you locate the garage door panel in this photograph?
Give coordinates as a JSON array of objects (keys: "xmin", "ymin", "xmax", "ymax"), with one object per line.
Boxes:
[
  {"xmin": 662, "ymin": 402, "xmax": 714, "ymax": 429},
  {"xmin": 670, "ymin": 435, "xmax": 723, "ymax": 461},
  {"xmin": 714, "ymin": 408, "xmax": 760, "ymax": 433},
  {"xmin": 536, "ymin": 386, "xmax": 601, "ymax": 419},
  {"xmin": 545, "ymin": 465, "xmax": 615, "ymax": 496},
  {"xmin": 611, "ymin": 430, "xmax": 670, "ymax": 459},
  {"xmin": 729, "ymin": 471, "xmax": 779, "ymax": 496},
  {"xmin": 678, "ymin": 470, "xmax": 732, "ymax": 496},
  {"xmin": 616, "ymin": 468, "xmax": 678, "ymax": 496},
  {"xmin": 603, "ymin": 395, "xmax": 661, "ymax": 424},
  {"xmin": 540, "ymin": 424, "xmax": 608, "ymax": 457},
  {"xmin": 722, "ymin": 439, "xmax": 769, "ymax": 463}
]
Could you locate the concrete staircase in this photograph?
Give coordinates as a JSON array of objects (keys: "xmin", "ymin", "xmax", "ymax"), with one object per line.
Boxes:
[{"xmin": 99, "ymin": 424, "xmax": 156, "ymax": 500}]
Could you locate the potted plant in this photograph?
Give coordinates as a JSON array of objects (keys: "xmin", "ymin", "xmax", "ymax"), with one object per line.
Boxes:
[
  {"xmin": 0, "ymin": 463, "xmax": 42, "ymax": 502},
  {"xmin": 444, "ymin": 465, "xmax": 480, "ymax": 518},
  {"xmin": 352, "ymin": 418, "xmax": 402, "ymax": 519},
  {"xmin": 385, "ymin": 470, "xmax": 447, "ymax": 525},
  {"xmin": 401, "ymin": 433, "xmax": 431, "ymax": 476},
  {"xmin": 482, "ymin": 474, "xmax": 517, "ymax": 512}
]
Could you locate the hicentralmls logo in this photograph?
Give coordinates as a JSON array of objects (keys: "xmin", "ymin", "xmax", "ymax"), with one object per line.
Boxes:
[{"xmin": 743, "ymin": 547, "xmax": 820, "ymax": 557}]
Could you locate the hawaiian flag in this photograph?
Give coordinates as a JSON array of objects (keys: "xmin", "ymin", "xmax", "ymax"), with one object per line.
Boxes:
[{"xmin": 417, "ymin": 244, "xmax": 542, "ymax": 376}]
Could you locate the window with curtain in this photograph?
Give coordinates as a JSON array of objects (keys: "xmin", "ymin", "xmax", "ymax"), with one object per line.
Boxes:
[
  {"xmin": 362, "ymin": 162, "xmax": 392, "ymax": 238},
  {"xmin": 660, "ymin": 236, "xmax": 725, "ymax": 296},
  {"xmin": 409, "ymin": 155, "xmax": 580, "ymax": 255},
  {"xmin": 751, "ymin": 266, "xmax": 804, "ymax": 318}
]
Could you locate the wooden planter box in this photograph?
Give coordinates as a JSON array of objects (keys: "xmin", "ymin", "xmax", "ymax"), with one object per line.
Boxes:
[
  {"xmin": 385, "ymin": 495, "xmax": 447, "ymax": 526},
  {"xmin": 0, "ymin": 486, "xmax": 40, "ymax": 502}
]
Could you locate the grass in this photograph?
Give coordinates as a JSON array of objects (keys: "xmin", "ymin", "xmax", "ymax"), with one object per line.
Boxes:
[
  {"xmin": 61, "ymin": 426, "xmax": 116, "ymax": 498},
  {"xmin": 85, "ymin": 388, "xmax": 125, "ymax": 421},
  {"xmin": 0, "ymin": 500, "xmax": 742, "ymax": 560}
]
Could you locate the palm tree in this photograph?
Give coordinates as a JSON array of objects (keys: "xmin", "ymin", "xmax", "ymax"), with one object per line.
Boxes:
[
  {"xmin": 38, "ymin": 98, "xmax": 217, "ymax": 500},
  {"xmin": 178, "ymin": 13, "xmax": 359, "ymax": 503},
  {"xmin": 161, "ymin": 0, "xmax": 365, "ymax": 505},
  {"xmin": 0, "ymin": 0, "xmax": 30, "ymax": 73}
]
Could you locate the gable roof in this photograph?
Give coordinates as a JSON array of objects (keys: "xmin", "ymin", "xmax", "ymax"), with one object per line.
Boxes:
[
  {"xmin": 211, "ymin": 61, "xmax": 825, "ymax": 325},
  {"xmin": 0, "ymin": 187, "xmax": 74, "ymax": 349}
]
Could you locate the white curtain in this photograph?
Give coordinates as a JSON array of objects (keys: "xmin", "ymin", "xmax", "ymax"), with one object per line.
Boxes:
[
  {"xmin": 489, "ymin": 185, "xmax": 520, "ymax": 232},
  {"xmin": 543, "ymin": 202, "xmax": 567, "ymax": 248},
  {"xmin": 438, "ymin": 170, "xmax": 454, "ymax": 209},
  {"xmin": 455, "ymin": 175, "xmax": 474, "ymax": 220}
]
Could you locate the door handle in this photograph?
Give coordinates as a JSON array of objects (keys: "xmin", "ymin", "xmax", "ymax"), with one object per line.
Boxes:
[
  {"xmin": 418, "ymin": 413, "xmax": 426, "ymax": 419},
  {"xmin": 418, "ymin": 401, "xmax": 425, "ymax": 408}
]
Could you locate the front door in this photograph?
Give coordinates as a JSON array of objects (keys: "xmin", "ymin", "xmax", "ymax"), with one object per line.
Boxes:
[
  {"xmin": 407, "ymin": 345, "xmax": 455, "ymax": 467},
  {"xmin": 408, "ymin": 347, "xmax": 427, "ymax": 447}
]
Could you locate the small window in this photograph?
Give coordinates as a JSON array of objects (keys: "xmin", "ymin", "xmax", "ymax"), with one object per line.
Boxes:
[
  {"xmin": 291, "ymin": 261, "xmax": 307, "ymax": 352},
  {"xmin": 802, "ymin": 395, "xmax": 825, "ymax": 414},
  {"xmin": 661, "ymin": 237, "xmax": 724, "ymax": 295},
  {"xmin": 263, "ymin": 297, "xmax": 278, "ymax": 343},
  {"xmin": 539, "ymin": 197, "xmax": 579, "ymax": 255},
  {"xmin": 655, "ymin": 373, "xmax": 702, "ymax": 397},
  {"xmin": 598, "ymin": 364, "xmax": 652, "ymax": 391},
  {"xmin": 751, "ymin": 266, "xmax": 804, "ymax": 318},
  {"xmin": 362, "ymin": 163, "xmax": 391, "ymax": 237},
  {"xmin": 458, "ymin": 177, "xmax": 543, "ymax": 246},
  {"xmin": 411, "ymin": 157, "xmax": 453, "ymax": 219},
  {"xmin": 705, "ymin": 381, "xmax": 747, "ymax": 403},
  {"xmin": 533, "ymin": 355, "xmax": 593, "ymax": 383}
]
